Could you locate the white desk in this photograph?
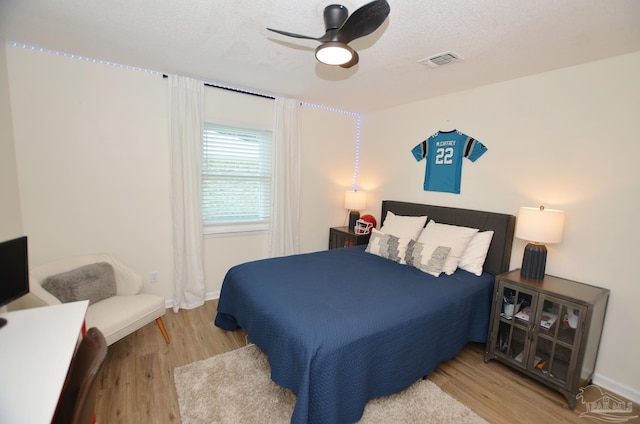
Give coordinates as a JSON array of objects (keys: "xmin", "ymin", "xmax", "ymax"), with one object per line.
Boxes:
[{"xmin": 0, "ymin": 300, "xmax": 89, "ymax": 424}]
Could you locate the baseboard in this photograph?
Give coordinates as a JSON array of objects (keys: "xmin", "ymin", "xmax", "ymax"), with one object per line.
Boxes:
[
  {"xmin": 593, "ymin": 372, "xmax": 640, "ymax": 404},
  {"xmin": 164, "ymin": 291, "xmax": 220, "ymax": 310}
]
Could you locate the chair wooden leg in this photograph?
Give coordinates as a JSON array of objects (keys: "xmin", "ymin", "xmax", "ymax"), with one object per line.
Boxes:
[{"xmin": 156, "ymin": 317, "xmax": 170, "ymax": 344}]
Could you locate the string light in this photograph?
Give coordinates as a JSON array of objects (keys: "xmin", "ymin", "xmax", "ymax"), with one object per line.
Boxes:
[
  {"xmin": 10, "ymin": 42, "xmax": 364, "ymax": 190},
  {"xmin": 352, "ymin": 114, "xmax": 362, "ymax": 191},
  {"xmin": 10, "ymin": 42, "xmax": 162, "ymax": 76}
]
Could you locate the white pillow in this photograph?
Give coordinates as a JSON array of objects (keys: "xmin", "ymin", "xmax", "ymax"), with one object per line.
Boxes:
[
  {"xmin": 365, "ymin": 228, "xmax": 411, "ymax": 264},
  {"xmin": 459, "ymin": 231, "xmax": 494, "ymax": 276},
  {"xmin": 379, "ymin": 211, "xmax": 428, "ymax": 241},
  {"xmin": 417, "ymin": 221, "xmax": 479, "ymax": 275},
  {"xmin": 405, "ymin": 240, "xmax": 451, "ymax": 277}
]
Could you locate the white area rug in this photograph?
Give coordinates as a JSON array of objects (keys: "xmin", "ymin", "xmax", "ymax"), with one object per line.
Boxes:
[{"xmin": 174, "ymin": 344, "xmax": 487, "ymax": 424}]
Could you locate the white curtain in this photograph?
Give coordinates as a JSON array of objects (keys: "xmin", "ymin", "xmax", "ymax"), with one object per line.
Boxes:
[
  {"xmin": 169, "ymin": 75, "xmax": 205, "ymax": 311},
  {"xmin": 269, "ymin": 98, "xmax": 301, "ymax": 257}
]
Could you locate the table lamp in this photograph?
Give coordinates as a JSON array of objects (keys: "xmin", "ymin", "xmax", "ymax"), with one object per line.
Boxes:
[
  {"xmin": 515, "ymin": 206, "xmax": 565, "ymax": 279},
  {"xmin": 344, "ymin": 190, "xmax": 366, "ymax": 231}
]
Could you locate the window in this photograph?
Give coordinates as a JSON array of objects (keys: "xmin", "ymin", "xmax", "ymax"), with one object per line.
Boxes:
[{"xmin": 202, "ymin": 123, "xmax": 272, "ymax": 234}]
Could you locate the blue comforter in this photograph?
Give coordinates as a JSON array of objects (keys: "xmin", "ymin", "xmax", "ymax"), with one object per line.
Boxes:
[{"xmin": 215, "ymin": 246, "xmax": 494, "ymax": 424}]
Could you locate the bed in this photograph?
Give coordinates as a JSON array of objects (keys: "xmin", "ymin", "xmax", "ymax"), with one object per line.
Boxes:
[{"xmin": 215, "ymin": 200, "xmax": 515, "ymax": 424}]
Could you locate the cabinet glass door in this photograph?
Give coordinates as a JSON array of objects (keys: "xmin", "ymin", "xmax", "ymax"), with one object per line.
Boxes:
[
  {"xmin": 493, "ymin": 283, "xmax": 536, "ymax": 367},
  {"xmin": 530, "ymin": 295, "xmax": 585, "ymax": 387}
]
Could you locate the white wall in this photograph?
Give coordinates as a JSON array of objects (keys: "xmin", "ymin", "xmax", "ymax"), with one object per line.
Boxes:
[
  {"xmin": 361, "ymin": 52, "xmax": 640, "ymax": 402},
  {"xmin": 298, "ymin": 107, "xmax": 360, "ymax": 253},
  {"xmin": 0, "ymin": 42, "xmax": 23, "ymax": 241},
  {"xmin": 7, "ymin": 45, "xmax": 173, "ymax": 299},
  {"xmin": 5, "ymin": 43, "xmax": 358, "ymax": 301}
]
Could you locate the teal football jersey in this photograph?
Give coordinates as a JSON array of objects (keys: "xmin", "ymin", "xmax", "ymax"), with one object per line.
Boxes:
[{"xmin": 411, "ymin": 130, "xmax": 487, "ymax": 194}]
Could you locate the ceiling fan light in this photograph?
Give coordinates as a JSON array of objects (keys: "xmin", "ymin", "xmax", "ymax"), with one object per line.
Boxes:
[{"xmin": 315, "ymin": 42, "xmax": 354, "ymax": 66}]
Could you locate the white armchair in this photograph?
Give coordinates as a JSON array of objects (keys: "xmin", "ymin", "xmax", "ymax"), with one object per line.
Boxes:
[{"xmin": 29, "ymin": 253, "xmax": 170, "ymax": 346}]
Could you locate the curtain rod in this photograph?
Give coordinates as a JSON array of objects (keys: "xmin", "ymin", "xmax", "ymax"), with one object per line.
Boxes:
[{"xmin": 162, "ymin": 74, "xmax": 275, "ymax": 100}]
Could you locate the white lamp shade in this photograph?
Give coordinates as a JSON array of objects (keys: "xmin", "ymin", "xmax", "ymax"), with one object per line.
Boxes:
[
  {"xmin": 344, "ymin": 190, "xmax": 366, "ymax": 210},
  {"xmin": 515, "ymin": 206, "xmax": 565, "ymax": 244}
]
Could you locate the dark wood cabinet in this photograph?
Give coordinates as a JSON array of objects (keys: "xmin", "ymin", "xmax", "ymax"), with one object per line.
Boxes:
[
  {"xmin": 484, "ymin": 270, "xmax": 609, "ymax": 409},
  {"xmin": 329, "ymin": 226, "xmax": 371, "ymax": 249}
]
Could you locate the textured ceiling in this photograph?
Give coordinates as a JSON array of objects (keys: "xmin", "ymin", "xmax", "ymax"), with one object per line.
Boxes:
[{"xmin": 1, "ymin": 0, "xmax": 639, "ymax": 112}]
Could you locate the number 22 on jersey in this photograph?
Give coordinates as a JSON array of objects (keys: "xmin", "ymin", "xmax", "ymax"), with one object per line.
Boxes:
[{"xmin": 435, "ymin": 147, "xmax": 454, "ymax": 165}]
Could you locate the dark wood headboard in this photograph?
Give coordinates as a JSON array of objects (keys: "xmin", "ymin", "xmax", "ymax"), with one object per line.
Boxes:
[{"xmin": 381, "ymin": 200, "xmax": 515, "ymax": 276}]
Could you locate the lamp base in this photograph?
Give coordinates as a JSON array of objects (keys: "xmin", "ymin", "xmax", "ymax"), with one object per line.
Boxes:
[
  {"xmin": 348, "ymin": 211, "xmax": 360, "ymax": 231},
  {"xmin": 521, "ymin": 243, "xmax": 547, "ymax": 280}
]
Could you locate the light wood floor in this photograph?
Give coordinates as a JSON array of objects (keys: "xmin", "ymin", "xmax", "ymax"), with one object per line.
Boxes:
[{"xmin": 96, "ymin": 299, "xmax": 639, "ymax": 423}]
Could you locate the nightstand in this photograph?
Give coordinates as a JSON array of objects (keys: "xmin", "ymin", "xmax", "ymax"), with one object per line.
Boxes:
[
  {"xmin": 484, "ymin": 270, "xmax": 609, "ymax": 409},
  {"xmin": 329, "ymin": 226, "xmax": 371, "ymax": 249}
]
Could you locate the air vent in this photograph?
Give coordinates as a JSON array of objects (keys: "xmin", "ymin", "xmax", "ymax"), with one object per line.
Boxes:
[{"xmin": 418, "ymin": 51, "xmax": 463, "ymax": 68}]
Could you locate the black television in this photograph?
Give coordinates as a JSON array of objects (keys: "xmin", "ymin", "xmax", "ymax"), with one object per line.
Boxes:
[{"xmin": 0, "ymin": 236, "xmax": 30, "ymax": 328}]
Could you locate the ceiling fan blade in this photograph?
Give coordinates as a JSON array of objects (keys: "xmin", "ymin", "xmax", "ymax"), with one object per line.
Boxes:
[
  {"xmin": 266, "ymin": 27, "xmax": 320, "ymax": 41},
  {"xmin": 336, "ymin": 0, "xmax": 390, "ymax": 43},
  {"xmin": 339, "ymin": 50, "xmax": 359, "ymax": 68}
]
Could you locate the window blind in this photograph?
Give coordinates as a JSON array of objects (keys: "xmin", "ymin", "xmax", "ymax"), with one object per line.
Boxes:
[{"xmin": 202, "ymin": 123, "xmax": 272, "ymax": 232}]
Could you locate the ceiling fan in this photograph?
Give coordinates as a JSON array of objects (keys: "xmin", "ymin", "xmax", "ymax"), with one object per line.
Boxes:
[{"xmin": 266, "ymin": 0, "xmax": 390, "ymax": 68}]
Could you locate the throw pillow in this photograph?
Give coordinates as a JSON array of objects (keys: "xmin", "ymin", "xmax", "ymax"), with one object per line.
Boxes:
[
  {"xmin": 365, "ymin": 228, "xmax": 409, "ymax": 263},
  {"xmin": 417, "ymin": 221, "xmax": 479, "ymax": 275},
  {"xmin": 405, "ymin": 240, "xmax": 451, "ymax": 277},
  {"xmin": 459, "ymin": 231, "xmax": 495, "ymax": 276},
  {"xmin": 379, "ymin": 211, "xmax": 428, "ymax": 241},
  {"xmin": 42, "ymin": 262, "xmax": 117, "ymax": 305}
]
